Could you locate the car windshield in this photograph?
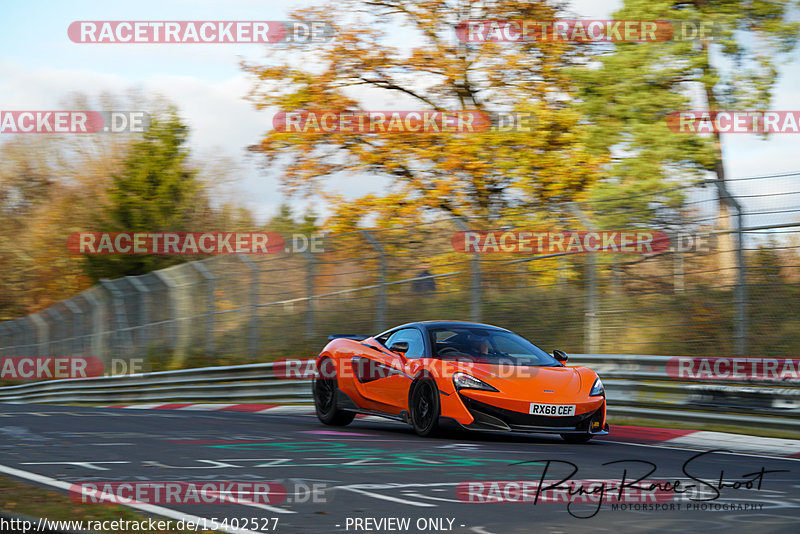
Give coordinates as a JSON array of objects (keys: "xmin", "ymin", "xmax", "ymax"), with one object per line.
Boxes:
[{"xmin": 428, "ymin": 327, "xmax": 561, "ymax": 367}]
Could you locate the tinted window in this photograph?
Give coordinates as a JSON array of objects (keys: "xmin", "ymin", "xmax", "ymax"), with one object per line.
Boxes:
[
  {"xmin": 384, "ymin": 328, "xmax": 425, "ymax": 359},
  {"xmin": 429, "ymin": 327, "xmax": 560, "ymax": 366}
]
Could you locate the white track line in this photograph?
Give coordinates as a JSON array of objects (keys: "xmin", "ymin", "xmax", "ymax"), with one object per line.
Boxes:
[
  {"xmin": 604, "ymin": 439, "xmax": 800, "ymax": 462},
  {"xmin": 121, "ymin": 403, "xmax": 166, "ymax": 410},
  {"xmin": 176, "ymin": 404, "xmax": 238, "ymax": 411},
  {"xmin": 0, "ymin": 462, "xmax": 267, "ymax": 534},
  {"xmin": 339, "ymin": 486, "xmax": 436, "ymax": 507},
  {"xmin": 100, "ymin": 404, "xmax": 800, "ymax": 459},
  {"xmin": 663, "ymin": 431, "xmax": 800, "ymax": 456},
  {"xmin": 257, "ymin": 406, "xmax": 313, "ymax": 415}
]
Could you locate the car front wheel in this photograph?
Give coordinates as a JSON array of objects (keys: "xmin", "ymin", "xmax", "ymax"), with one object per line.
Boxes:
[{"xmin": 410, "ymin": 379, "xmax": 440, "ymax": 437}]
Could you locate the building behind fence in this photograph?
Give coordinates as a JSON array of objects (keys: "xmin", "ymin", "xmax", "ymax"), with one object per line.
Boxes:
[{"xmin": 0, "ymin": 173, "xmax": 798, "ymax": 372}]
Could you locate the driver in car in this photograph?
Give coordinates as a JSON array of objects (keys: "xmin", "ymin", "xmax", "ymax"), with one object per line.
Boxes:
[{"xmin": 469, "ymin": 335, "xmax": 492, "ymax": 356}]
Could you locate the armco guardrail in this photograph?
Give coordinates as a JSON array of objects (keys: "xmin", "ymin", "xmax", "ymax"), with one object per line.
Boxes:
[{"xmin": 0, "ymin": 355, "xmax": 798, "ymax": 433}]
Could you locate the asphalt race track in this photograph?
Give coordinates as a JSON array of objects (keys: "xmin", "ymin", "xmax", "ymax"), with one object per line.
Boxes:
[{"xmin": 0, "ymin": 404, "xmax": 798, "ymax": 534}]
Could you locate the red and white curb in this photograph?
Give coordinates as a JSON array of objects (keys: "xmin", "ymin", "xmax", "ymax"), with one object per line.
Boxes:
[
  {"xmin": 100, "ymin": 403, "xmax": 800, "ymax": 459},
  {"xmin": 607, "ymin": 425, "xmax": 800, "ymax": 458},
  {"xmin": 103, "ymin": 403, "xmax": 387, "ymax": 421}
]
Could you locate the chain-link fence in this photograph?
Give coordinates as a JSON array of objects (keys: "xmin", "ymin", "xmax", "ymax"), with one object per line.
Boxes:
[{"xmin": 1, "ymin": 173, "xmax": 798, "ymax": 371}]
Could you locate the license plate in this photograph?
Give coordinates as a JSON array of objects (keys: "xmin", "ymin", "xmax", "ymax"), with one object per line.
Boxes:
[{"xmin": 529, "ymin": 403, "xmax": 576, "ymax": 417}]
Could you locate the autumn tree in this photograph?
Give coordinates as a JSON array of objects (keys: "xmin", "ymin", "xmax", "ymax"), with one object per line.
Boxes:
[
  {"xmin": 0, "ymin": 91, "xmax": 141, "ymax": 317},
  {"xmin": 243, "ymin": 0, "xmax": 606, "ymax": 229},
  {"xmin": 0, "ymin": 92, "xmax": 257, "ymax": 323}
]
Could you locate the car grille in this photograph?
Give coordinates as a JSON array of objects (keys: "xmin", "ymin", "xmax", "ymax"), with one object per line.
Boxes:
[{"xmin": 460, "ymin": 395, "xmax": 600, "ymax": 431}]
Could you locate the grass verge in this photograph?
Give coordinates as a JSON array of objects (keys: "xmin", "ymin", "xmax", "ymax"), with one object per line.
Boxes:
[{"xmin": 0, "ymin": 474, "xmax": 218, "ymax": 533}]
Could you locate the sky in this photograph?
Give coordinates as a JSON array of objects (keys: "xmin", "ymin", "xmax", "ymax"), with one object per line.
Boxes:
[{"xmin": 1, "ymin": 0, "xmax": 799, "ymax": 224}]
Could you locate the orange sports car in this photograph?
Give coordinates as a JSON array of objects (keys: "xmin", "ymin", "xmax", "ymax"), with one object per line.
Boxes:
[{"xmin": 312, "ymin": 321, "xmax": 609, "ymax": 442}]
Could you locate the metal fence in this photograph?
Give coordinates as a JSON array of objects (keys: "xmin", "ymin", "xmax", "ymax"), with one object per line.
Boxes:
[
  {"xmin": 0, "ymin": 355, "xmax": 797, "ymax": 436},
  {"xmin": 0, "ymin": 173, "xmax": 798, "ymax": 372}
]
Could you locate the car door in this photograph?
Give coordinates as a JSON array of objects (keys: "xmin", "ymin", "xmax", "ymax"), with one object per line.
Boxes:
[{"xmin": 352, "ymin": 327, "xmax": 423, "ymax": 412}]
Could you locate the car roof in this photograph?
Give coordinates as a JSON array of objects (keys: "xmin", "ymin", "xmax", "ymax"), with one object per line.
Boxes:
[{"xmin": 384, "ymin": 320, "xmax": 511, "ymax": 333}]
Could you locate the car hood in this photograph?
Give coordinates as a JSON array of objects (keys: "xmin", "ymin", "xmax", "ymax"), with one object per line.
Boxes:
[{"xmin": 448, "ymin": 361, "xmax": 596, "ymax": 399}]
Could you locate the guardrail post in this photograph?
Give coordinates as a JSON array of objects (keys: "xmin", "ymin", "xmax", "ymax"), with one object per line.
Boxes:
[
  {"xmin": 45, "ymin": 308, "xmax": 64, "ymax": 357},
  {"xmin": 101, "ymin": 279, "xmax": 134, "ymax": 357},
  {"xmin": 3, "ymin": 323, "xmax": 13, "ymax": 357},
  {"xmin": 303, "ymin": 249, "xmax": 316, "ymax": 339},
  {"xmin": 734, "ymin": 211, "xmax": 748, "ymax": 358},
  {"xmin": 153, "ymin": 271, "xmax": 178, "ymax": 353},
  {"xmin": 238, "ymin": 255, "xmax": 260, "ymax": 359},
  {"xmin": 81, "ymin": 290, "xmax": 104, "ymax": 362},
  {"xmin": 361, "ymin": 230, "xmax": 387, "ymax": 332},
  {"xmin": 20, "ymin": 318, "xmax": 35, "ymax": 357},
  {"xmin": 673, "ymin": 249, "xmax": 685, "ymax": 292},
  {"xmin": 0, "ymin": 323, "xmax": 8, "ymax": 357},
  {"xmin": 0, "ymin": 322, "xmax": 10, "ymax": 357},
  {"xmin": 1, "ymin": 322, "xmax": 12, "ymax": 358},
  {"xmin": 10, "ymin": 320, "xmax": 24, "ymax": 356},
  {"xmin": 63, "ymin": 299, "xmax": 84, "ymax": 356},
  {"xmin": 192, "ymin": 262, "xmax": 216, "ymax": 358},
  {"xmin": 29, "ymin": 313, "xmax": 48, "ymax": 357},
  {"xmin": 453, "ymin": 217, "xmax": 481, "ymax": 322},
  {"xmin": 127, "ymin": 276, "xmax": 150, "ymax": 353},
  {"xmin": 569, "ymin": 205, "xmax": 599, "ymax": 353},
  {"xmin": 713, "ymin": 181, "xmax": 748, "ymax": 356},
  {"xmin": 0, "ymin": 321, "xmax": 14, "ymax": 356},
  {"xmin": 3, "ymin": 323, "xmax": 15, "ymax": 357}
]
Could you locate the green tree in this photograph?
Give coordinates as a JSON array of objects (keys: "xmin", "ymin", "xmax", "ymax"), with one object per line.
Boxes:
[
  {"xmin": 573, "ymin": 0, "xmax": 799, "ymax": 252},
  {"xmin": 266, "ymin": 203, "xmax": 319, "ymax": 234},
  {"xmin": 85, "ymin": 110, "xmax": 207, "ymax": 280}
]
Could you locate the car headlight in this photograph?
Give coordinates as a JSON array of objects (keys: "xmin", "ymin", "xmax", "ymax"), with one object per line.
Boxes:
[
  {"xmin": 590, "ymin": 378, "xmax": 605, "ymax": 397},
  {"xmin": 453, "ymin": 372, "xmax": 498, "ymax": 392}
]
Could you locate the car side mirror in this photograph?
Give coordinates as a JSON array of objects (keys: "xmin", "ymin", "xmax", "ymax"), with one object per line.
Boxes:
[
  {"xmin": 390, "ymin": 342, "xmax": 409, "ymax": 356},
  {"xmin": 553, "ymin": 349, "xmax": 568, "ymax": 363}
]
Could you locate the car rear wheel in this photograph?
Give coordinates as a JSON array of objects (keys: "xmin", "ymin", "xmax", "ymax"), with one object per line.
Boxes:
[
  {"xmin": 313, "ymin": 360, "xmax": 356, "ymax": 426},
  {"xmin": 561, "ymin": 433, "xmax": 593, "ymax": 443},
  {"xmin": 410, "ymin": 379, "xmax": 440, "ymax": 437}
]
